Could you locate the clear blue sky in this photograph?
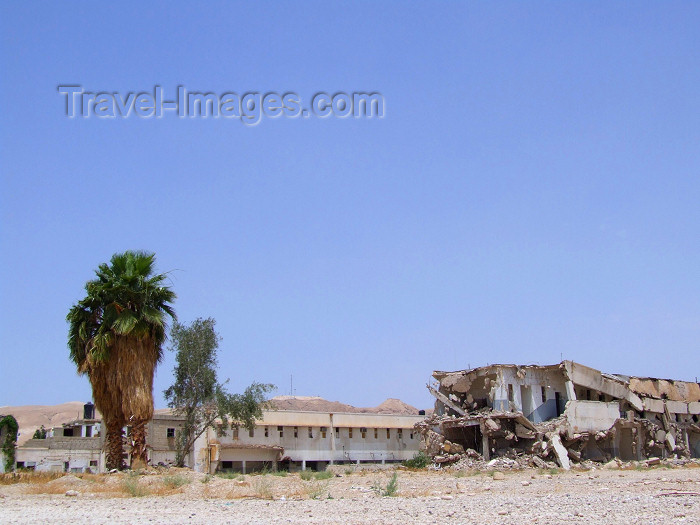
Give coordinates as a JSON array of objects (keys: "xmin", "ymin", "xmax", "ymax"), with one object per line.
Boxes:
[{"xmin": 1, "ymin": 2, "xmax": 699, "ymax": 410}]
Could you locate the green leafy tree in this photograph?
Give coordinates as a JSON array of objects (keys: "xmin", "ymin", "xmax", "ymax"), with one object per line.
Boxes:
[
  {"xmin": 164, "ymin": 318, "xmax": 274, "ymax": 467},
  {"xmin": 1, "ymin": 415, "xmax": 19, "ymax": 471},
  {"xmin": 32, "ymin": 425, "xmax": 48, "ymax": 439},
  {"xmin": 67, "ymin": 251, "xmax": 176, "ymax": 470}
]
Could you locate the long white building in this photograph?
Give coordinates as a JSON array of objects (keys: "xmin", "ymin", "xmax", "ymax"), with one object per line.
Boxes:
[{"xmin": 194, "ymin": 409, "xmax": 424, "ymax": 473}]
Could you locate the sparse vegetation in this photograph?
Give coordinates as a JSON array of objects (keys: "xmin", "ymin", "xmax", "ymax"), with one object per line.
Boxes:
[
  {"xmin": 252, "ymin": 476, "xmax": 273, "ymax": 499},
  {"xmin": 314, "ymin": 470, "xmax": 333, "ymax": 480},
  {"xmin": 123, "ymin": 473, "xmax": 149, "ymax": 497},
  {"xmin": 402, "ymin": 451, "xmax": 430, "ymax": 469},
  {"xmin": 305, "ymin": 480, "xmax": 329, "ymax": 500},
  {"xmin": 216, "ymin": 471, "xmax": 242, "ymax": 480},
  {"xmin": 371, "ymin": 472, "xmax": 399, "ymax": 497},
  {"xmin": 299, "ymin": 470, "xmax": 313, "ymax": 481},
  {"xmin": 383, "ymin": 472, "xmax": 399, "ymax": 497},
  {"xmin": 163, "ymin": 473, "xmax": 190, "ymax": 489}
]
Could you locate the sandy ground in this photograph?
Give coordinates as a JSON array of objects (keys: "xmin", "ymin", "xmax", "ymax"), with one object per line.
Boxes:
[{"xmin": 1, "ymin": 465, "xmax": 699, "ymax": 524}]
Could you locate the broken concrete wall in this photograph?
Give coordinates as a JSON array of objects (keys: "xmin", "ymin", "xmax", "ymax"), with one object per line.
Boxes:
[
  {"xmin": 564, "ymin": 400, "xmax": 620, "ymax": 435},
  {"xmin": 491, "ymin": 367, "xmax": 569, "ymax": 422}
]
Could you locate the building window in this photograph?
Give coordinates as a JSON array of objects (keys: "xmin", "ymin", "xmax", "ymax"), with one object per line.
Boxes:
[
  {"xmin": 249, "ymin": 428, "xmax": 255, "ymax": 438},
  {"xmin": 264, "ymin": 426, "xmax": 269, "ymax": 438},
  {"xmin": 507, "ymin": 384, "xmax": 514, "ymax": 402},
  {"xmin": 278, "ymin": 426, "xmax": 284, "ymax": 438},
  {"xmin": 386, "ymin": 428, "xmax": 391, "ymax": 439},
  {"xmin": 16, "ymin": 462, "xmax": 25, "ymax": 469},
  {"xmin": 90, "ymin": 460, "xmax": 98, "ymax": 467},
  {"xmin": 541, "ymin": 386, "xmax": 546, "ymax": 402},
  {"xmin": 63, "ymin": 428, "xmax": 74, "ymax": 437},
  {"xmin": 410, "ymin": 432, "xmax": 414, "ymax": 439},
  {"xmin": 293, "ymin": 426, "xmax": 298, "ymax": 438},
  {"xmin": 360, "ymin": 427, "xmax": 367, "ymax": 439},
  {"xmin": 335, "ymin": 427, "xmax": 339, "ymax": 438},
  {"xmin": 374, "ymin": 428, "xmax": 378, "ymax": 439},
  {"xmin": 233, "ymin": 427, "xmax": 239, "ymax": 440},
  {"xmin": 397, "ymin": 429, "xmax": 403, "ymax": 439},
  {"xmin": 348, "ymin": 428, "xmax": 353, "ymax": 438},
  {"xmin": 586, "ymin": 389, "xmax": 592, "ymax": 401},
  {"xmin": 308, "ymin": 427, "xmax": 313, "ymax": 439},
  {"xmin": 85, "ymin": 425, "xmax": 93, "ymax": 437},
  {"xmin": 166, "ymin": 428, "xmax": 176, "ymax": 438},
  {"xmin": 320, "ymin": 427, "xmax": 327, "ymax": 438}
]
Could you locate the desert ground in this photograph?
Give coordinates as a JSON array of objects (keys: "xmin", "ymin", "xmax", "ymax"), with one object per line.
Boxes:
[{"xmin": 1, "ymin": 463, "xmax": 699, "ymax": 524}]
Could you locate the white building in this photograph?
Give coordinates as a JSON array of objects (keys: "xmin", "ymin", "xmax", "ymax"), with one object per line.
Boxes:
[{"xmin": 194, "ymin": 409, "xmax": 425, "ymax": 473}]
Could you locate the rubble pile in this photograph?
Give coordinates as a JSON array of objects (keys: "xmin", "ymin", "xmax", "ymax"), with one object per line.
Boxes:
[{"xmin": 417, "ymin": 360, "xmax": 700, "ymax": 470}]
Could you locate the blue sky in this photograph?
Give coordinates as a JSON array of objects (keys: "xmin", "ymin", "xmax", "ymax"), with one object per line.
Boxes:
[{"xmin": 1, "ymin": 2, "xmax": 699, "ymax": 410}]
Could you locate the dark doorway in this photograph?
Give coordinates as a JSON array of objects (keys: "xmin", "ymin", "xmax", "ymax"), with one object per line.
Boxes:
[{"xmin": 555, "ymin": 392, "xmax": 562, "ymax": 417}]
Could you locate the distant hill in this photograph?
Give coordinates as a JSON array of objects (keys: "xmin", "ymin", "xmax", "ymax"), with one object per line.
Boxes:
[{"xmin": 269, "ymin": 396, "xmax": 423, "ymax": 415}]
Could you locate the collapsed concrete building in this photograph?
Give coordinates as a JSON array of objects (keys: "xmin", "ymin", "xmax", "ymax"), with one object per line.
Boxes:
[{"xmin": 419, "ymin": 361, "xmax": 700, "ymax": 469}]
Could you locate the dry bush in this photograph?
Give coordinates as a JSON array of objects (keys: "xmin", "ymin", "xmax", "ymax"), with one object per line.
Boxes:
[
  {"xmin": 252, "ymin": 476, "xmax": 274, "ymax": 499},
  {"xmin": 0, "ymin": 471, "xmax": 64, "ymax": 485}
]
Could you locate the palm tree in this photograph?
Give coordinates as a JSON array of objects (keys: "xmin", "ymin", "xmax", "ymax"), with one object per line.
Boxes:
[{"xmin": 67, "ymin": 251, "xmax": 176, "ymax": 470}]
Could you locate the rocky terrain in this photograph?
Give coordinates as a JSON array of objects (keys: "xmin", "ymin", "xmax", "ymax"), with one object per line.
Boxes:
[{"xmin": 1, "ymin": 462, "xmax": 699, "ymax": 524}]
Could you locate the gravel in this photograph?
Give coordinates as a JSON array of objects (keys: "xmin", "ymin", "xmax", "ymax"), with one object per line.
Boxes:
[{"xmin": 1, "ymin": 466, "xmax": 699, "ymax": 524}]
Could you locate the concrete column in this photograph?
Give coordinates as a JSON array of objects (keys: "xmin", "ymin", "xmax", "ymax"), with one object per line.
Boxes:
[
  {"xmin": 480, "ymin": 421, "xmax": 490, "ymax": 461},
  {"xmin": 301, "ymin": 460, "xmax": 306, "ymax": 471},
  {"xmin": 241, "ymin": 460, "xmax": 246, "ymax": 474},
  {"xmin": 565, "ymin": 381, "xmax": 576, "ymax": 401}
]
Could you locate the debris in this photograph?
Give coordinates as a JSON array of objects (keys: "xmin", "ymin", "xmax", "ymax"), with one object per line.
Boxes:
[
  {"xmin": 419, "ymin": 360, "xmax": 699, "ymax": 470},
  {"xmin": 65, "ymin": 490, "xmax": 79, "ymax": 497},
  {"xmin": 549, "ymin": 434, "xmax": 570, "ymax": 471},
  {"xmin": 492, "ymin": 472, "xmax": 505, "ymax": 480}
]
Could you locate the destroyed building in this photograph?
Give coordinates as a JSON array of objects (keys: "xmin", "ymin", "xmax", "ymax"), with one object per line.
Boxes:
[{"xmin": 420, "ymin": 361, "xmax": 700, "ymax": 469}]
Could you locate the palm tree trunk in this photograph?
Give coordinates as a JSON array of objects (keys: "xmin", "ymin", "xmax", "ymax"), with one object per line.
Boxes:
[
  {"xmin": 105, "ymin": 418, "xmax": 126, "ymax": 470},
  {"xmin": 130, "ymin": 418, "xmax": 148, "ymax": 468}
]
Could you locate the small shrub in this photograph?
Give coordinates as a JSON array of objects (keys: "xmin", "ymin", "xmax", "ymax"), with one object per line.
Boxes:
[
  {"xmin": 305, "ymin": 480, "xmax": 329, "ymax": 500},
  {"xmin": 252, "ymin": 476, "xmax": 273, "ymax": 499},
  {"xmin": 403, "ymin": 451, "xmax": 430, "ymax": 469},
  {"xmin": 371, "ymin": 473, "xmax": 399, "ymax": 497},
  {"xmin": 383, "ymin": 472, "xmax": 399, "ymax": 497},
  {"xmin": 314, "ymin": 470, "xmax": 333, "ymax": 480},
  {"xmin": 201, "ymin": 474, "xmax": 213, "ymax": 483},
  {"xmin": 272, "ymin": 470, "xmax": 288, "ymax": 477},
  {"xmin": 123, "ymin": 475, "xmax": 149, "ymax": 497},
  {"xmin": 344, "ymin": 468, "xmax": 353, "ymax": 476},
  {"xmin": 163, "ymin": 474, "xmax": 190, "ymax": 489},
  {"xmin": 299, "ymin": 470, "xmax": 314, "ymax": 481}
]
